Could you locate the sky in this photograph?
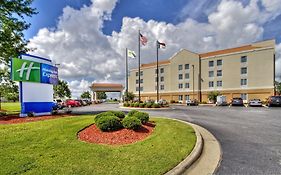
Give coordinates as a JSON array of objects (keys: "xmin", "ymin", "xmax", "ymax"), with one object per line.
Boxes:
[{"xmin": 23, "ymin": 0, "xmax": 281, "ymax": 98}]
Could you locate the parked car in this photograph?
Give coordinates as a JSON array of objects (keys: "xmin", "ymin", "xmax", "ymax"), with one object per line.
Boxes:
[
  {"xmin": 231, "ymin": 98, "xmax": 244, "ymax": 106},
  {"xmin": 65, "ymin": 99, "xmax": 79, "ymax": 107},
  {"xmin": 249, "ymin": 99, "xmax": 262, "ymax": 107},
  {"xmin": 216, "ymin": 95, "xmax": 228, "ymax": 106},
  {"xmin": 267, "ymin": 96, "xmax": 281, "ymax": 107},
  {"xmin": 75, "ymin": 99, "xmax": 86, "ymax": 106},
  {"xmin": 158, "ymin": 99, "xmax": 168, "ymax": 106},
  {"xmin": 53, "ymin": 99, "xmax": 65, "ymax": 109},
  {"xmin": 186, "ymin": 99, "xmax": 199, "ymax": 106}
]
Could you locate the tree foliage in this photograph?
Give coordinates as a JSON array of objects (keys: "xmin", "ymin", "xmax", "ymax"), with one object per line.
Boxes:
[
  {"xmin": 81, "ymin": 91, "xmax": 91, "ymax": 99},
  {"xmin": 53, "ymin": 80, "xmax": 71, "ymax": 99},
  {"xmin": 124, "ymin": 91, "xmax": 135, "ymax": 101},
  {"xmin": 0, "ymin": 67, "xmax": 19, "ymax": 104},
  {"xmin": 0, "ymin": 0, "xmax": 37, "ymax": 64},
  {"xmin": 275, "ymin": 81, "xmax": 281, "ymax": 95},
  {"xmin": 207, "ymin": 91, "xmax": 221, "ymax": 103},
  {"xmin": 97, "ymin": 92, "xmax": 107, "ymax": 100}
]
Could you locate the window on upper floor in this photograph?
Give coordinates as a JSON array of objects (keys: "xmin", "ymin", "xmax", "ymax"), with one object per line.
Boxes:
[
  {"xmin": 217, "ymin": 81, "xmax": 223, "ymax": 87},
  {"xmin": 178, "ymin": 83, "xmax": 183, "ymax": 89},
  {"xmin": 209, "ymin": 81, "xmax": 214, "ymax": 87},
  {"xmin": 209, "ymin": 61, "xmax": 214, "ymax": 67},
  {"xmin": 140, "ymin": 79, "xmax": 143, "ymax": 84},
  {"xmin": 217, "ymin": 70, "xmax": 222, "ymax": 77},
  {"xmin": 209, "ymin": 71, "xmax": 214, "ymax": 77},
  {"xmin": 241, "ymin": 67, "xmax": 247, "ymax": 74},
  {"xmin": 160, "ymin": 84, "xmax": 164, "ymax": 90},
  {"xmin": 160, "ymin": 68, "xmax": 164, "ymax": 73},
  {"xmin": 241, "ymin": 79, "xmax": 247, "ymax": 86},
  {"xmin": 136, "ymin": 72, "xmax": 138, "ymax": 76},
  {"xmin": 217, "ymin": 60, "xmax": 222, "ymax": 66},
  {"xmin": 140, "ymin": 71, "xmax": 143, "ymax": 76},
  {"xmin": 178, "ymin": 64, "xmax": 183, "ymax": 70},
  {"xmin": 160, "ymin": 76, "xmax": 164, "ymax": 82},
  {"xmin": 185, "ymin": 73, "xmax": 189, "ymax": 79},
  {"xmin": 185, "ymin": 64, "xmax": 189, "ymax": 70},
  {"xmin": 136, "ymin": 79, "xmax": 139, "ymax": 84},
  {"xmin": 241, "ymin": 56, "xmax": 247, "ymax": 63},
  {"xmin": 178, "ymin": 74, "xmax": 183, "ymax": 80},
  {"xmin": 185, "ymin": 83, "xmax": 190, "ymax": 89}
]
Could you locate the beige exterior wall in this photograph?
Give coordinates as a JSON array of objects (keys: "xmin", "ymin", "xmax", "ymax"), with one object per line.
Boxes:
[{"xmin": 128, "ymin": 40, "xmax": 275, "ymax": 103}]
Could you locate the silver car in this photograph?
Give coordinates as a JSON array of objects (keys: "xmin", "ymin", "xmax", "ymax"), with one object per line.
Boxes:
[{"xmin": 249, "ymin": 99, "xmax": 262, "ymax": 107}]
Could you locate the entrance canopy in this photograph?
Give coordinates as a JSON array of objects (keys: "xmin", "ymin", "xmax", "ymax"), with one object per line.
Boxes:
[{"xmin": 90, "ymin": 83, "xmax": 124, "ymax": 101}]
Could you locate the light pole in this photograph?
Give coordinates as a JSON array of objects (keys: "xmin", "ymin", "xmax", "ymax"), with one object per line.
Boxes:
[{"xmin": 192, "ymin": 65, "xmax": 195, "ymax": 100}]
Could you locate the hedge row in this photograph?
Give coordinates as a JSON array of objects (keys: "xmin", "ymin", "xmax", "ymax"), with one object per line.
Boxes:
[
  {"xmin": 123, "ymin": 102, "xmax": 164, "ymax": 108},
  {"xmin": 94, "ymin": 110, "xmax": 150, "ymax": 132}
]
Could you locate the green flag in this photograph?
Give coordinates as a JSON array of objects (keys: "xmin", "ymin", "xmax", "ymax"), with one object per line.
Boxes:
[{"xmin": 127, "ymin": 49, "xmax": 136, "ymax": 58}]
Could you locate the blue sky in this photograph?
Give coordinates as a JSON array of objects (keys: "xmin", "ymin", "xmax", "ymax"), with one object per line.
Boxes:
[{"xmin": 25, "ymin": 0, "xmax": 281, "ymax": 43}]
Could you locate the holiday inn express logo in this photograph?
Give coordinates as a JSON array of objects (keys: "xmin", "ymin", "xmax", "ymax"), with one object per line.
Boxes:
[{"xmin": 12, "ymin": 58, "xmax": 41, "ymax": 83}]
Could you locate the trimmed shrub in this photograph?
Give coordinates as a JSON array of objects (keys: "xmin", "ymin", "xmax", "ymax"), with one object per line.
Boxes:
[
  {"xmin": 130, "ymin": 103, "xmax": 134, "ymax": 107},
  {"xmin": 152, "ymin": 103, "xmax": 160, "ymax": 108},
  {"xmin": 109, "ymin": 111, "xmax": 125, "ymax": 119},
  {"xmin": 133, "ymin": 111, "xmax": 149, "ymax": 124},
  {"xmin": 145, "ymin": 102, "xmax": 152, "ymax": 108},
  {"xmin": 122, "ymin": 116, "xmax": 142, "ymax": 130},
  {"xmin": 95, "ymin": 115, "xmax": 122, "ymax": 131},
  {"xmin": 94, "ymin": 111, "xmax": 115, "ymax": 123},
  {"xmin": 127, "ymin": 110, "xmax": 138, "ymax": 117},
  {"xmin": 139, "ymin": 103, "xmax": 145, "ymax": 108},
  {"xmin": 123, "ymin": 103, "xmax": 129, "ymax": 107},
  {"xmin": 134, "ymin": 102, "xmax": 140, "ymax": 107}
]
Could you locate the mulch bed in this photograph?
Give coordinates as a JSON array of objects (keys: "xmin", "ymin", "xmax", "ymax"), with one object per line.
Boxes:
[
  {"xmin": 0, "ymin": 114, "xmax": 74, "ymax": 124},
  {"xmin": 78, "ymin": 122, "xmax": 156, "ymax": 145}
]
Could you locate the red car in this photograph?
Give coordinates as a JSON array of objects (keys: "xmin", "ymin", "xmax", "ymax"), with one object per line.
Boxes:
[{"xmin": 65, "ymin": 99, "xmax": 80, "ymax": 107}]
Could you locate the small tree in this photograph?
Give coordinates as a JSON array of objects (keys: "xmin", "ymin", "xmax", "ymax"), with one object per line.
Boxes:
[
  {"xmin": 275, "ymin": 81, "xmax": 281, "ymax": 95},
  {"xmin": 81, "ymin": 91, "xmax": 91, "ymax": 99},
  {"xmin": 124, "ymin": 91, "xmax": 135, "ymax": 102},
  {"xmin": 53, "ymin": 80, "xmax": 71, "ymax": 99},
  {"xmin": 208, "ymin": 91, "xmax": 221, "ymax": 103},
  {"xmin": 97, "ymin": 92, "xmax": 107, "ymax": 100}
]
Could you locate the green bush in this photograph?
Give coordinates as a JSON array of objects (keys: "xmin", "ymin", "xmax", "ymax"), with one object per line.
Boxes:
[
  {"xmin": 94, "ymin": 111, "xmax": 115, "ymax": 123},
  {"xmin": 109, "ymin": 111, "xmax": 125, "ymax": 119},
  {"xmin": 127, "ymin": 110, "xmax": 138, "ymax": 117},
  {"xmin": 95, "ymin": 115, "xmax": 122, "ymax": 131},
  {"xmin": 122, "ymin": 116, "xmax": 142, "ymax": 130},
  {"xmin": 123, "ymin": 103, "xmax": 129, "ymax": 107},
  {"xmin": 139, "ymin": 103, "xmax": 145, "ymax": 108},
  {"xmin": 145, "ymin": 103, "xmax": 152, "ymax": 108},
  {"xmin": 132, "ymin": 111, "xmax": 149, "ymax": 124},
  {"xmin": 130, "ymin": 103, "xmax": 134, "ymax": 107},
  {"xmin": 152, "ymin": 103, "xmax": 160, "ymax": 108},
  {"xmin": 134, "ymin": 102, "xmax": 140, "ymax": 107}
]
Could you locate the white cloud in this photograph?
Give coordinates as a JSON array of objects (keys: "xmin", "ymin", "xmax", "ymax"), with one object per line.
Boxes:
[{"xmin": 28, "ymin": 0, "xmax": 281, "ymax": 96}]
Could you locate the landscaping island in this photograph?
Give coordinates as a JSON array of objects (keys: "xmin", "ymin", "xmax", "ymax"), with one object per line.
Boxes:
[{"xmin": 0, "ymin": 111, "xmax": 196, "ymax": 175}]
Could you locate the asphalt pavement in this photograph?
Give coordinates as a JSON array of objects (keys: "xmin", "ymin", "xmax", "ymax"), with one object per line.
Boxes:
[{"xmin": 72, "ymin": 104, "xmax": 281, "ymax": 175}]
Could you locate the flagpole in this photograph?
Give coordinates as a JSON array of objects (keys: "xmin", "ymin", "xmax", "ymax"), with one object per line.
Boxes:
[
  {"xmin": 156, "ymin": 41, "xmax": 159, "ymax": 103},
  {"xmin": 125, "ymin": 48, "xmax": 128, "ymax": 102},
  {"xmin": 138, "ymin": 30, "xmax": 141, "ymax": 103}
]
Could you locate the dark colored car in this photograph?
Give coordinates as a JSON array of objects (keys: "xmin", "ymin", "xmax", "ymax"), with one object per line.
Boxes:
[
  {"xmin": 268, "ymin": 96, "xmax": 281, "ymax": 107},
  {"xmin": 186, "ymin": 99, "xmax": 199, "ymax": 106},
  {"xmin": 231, "ymin": 98, "xmax": 244, "ymax": 106}
]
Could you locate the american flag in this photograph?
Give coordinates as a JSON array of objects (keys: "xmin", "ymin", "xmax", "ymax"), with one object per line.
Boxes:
[{"xmin": 139, "ymin": 33, "xmax": 148, "ymax": 46}]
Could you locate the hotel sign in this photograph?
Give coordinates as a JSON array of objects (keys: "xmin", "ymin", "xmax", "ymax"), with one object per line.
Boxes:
[{"xmin": 11, "ymin": 58, "xmax": 58, "ymax": 85}]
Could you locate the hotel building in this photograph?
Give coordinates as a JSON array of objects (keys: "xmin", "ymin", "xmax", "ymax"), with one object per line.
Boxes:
[{"xmin": 128, "ymin": 39, "xmax": 276, "ymax": 103}]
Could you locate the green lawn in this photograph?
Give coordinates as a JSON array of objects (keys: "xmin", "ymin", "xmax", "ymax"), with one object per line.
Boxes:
[
  {"xmin": 0, "ymin": 102, "xmax": 21, "ymax": 112},
  {"xmin": 0, "ymin": 116, "xmax": 196, "ymax": 175}
]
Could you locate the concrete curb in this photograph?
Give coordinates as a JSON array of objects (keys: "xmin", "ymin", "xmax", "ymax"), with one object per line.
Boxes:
[
  {"xmin": 119, "ymin": 106, "xmax": 171, "ymax": 110},
  {"xmin": 164, "ymin": 119, "xmax": 203, "ymax": 175}
]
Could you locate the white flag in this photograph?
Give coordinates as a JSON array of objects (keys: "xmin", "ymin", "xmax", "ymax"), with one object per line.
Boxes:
[{"xmin": 127, "ymin": 49, "xmax": 136, "ymax": 58}]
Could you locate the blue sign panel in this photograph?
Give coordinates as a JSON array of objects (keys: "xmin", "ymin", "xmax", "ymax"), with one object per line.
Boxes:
[{"xmin": 40, "ymin": 64, "xmax": 58, "ymax": 85}]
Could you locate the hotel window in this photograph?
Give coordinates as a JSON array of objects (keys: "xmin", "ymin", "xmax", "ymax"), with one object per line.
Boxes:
[
  {"xmin": 160, "ymin": 85, "xmax": 164, "ymax": 90},
  {"xmin": 241, "ymin": 56, "xmax": 247, "ymax": 63},
  {"xmin": 241, "ymin": 79, "xmax": 247, "ymax": 86},
  {"xmin": 185, "ymin": 83, "xmax": 190, "ymax": 89},
  {"xmin": 209, "ymin": 61, "xmax": 214, "ymax": 67},
  {"xmin": 185, "ymin": 73, "xmax": 189, "ymax": 79},
  {"xmin": 136, "ymin": 72, "xmax": 138, "ymax": 76},
  {"xmin": 136, "ymin": 79, "xmax": 139, "ymax": 84},
  {"xmin": 217, "ymin": 60, "xmax": 222, "ymax": 66},
  {"xmin": 160, "ymin": 68, "xmax": 164, "ymax": 73},
  {"xmin": 209, "ymin": 71, "xmax": 214, "ymax": 77},
  {"xmin": 209, "ymin": 81, "xmax": 214, "ymax": 87},
  {"xmin": 136, "ymin": 87, "xmax": 143, "ymax": 91},
  {"xmin": 185, "ymin": 95, "xmax": 190, "ymax": 101},
  {"xmin": 140, "ymin": 71, "xmax": 143, "ymax": 76},
  {"xmin": 140, "ymin": 79, "xmax": 143, "ymax": 84},
  {"xmin": 217, "ymin": 81, "xmax": 223, "ymax": 87},
  {"xmin": 241, "ymin": 93, "xmax": 247, "ymax": 100},
  {"xmin": 179, "ymin": 74, "xmax": 183, "ymax": 80},
  {"xmin": 241, "ymin": 67, "xmax": 247, "ymax": 74},
  {"xmin": 160, "ymin": 76, "xmax": 164, "ymax": 82},
  {"xmin": 178, "ymin": 64, "xmax": 183, "ymax": 70},
  {"xmin": 178, "ymin": 83, "xmax": 183, "ymax": 89},
  {"xmin": 178, "ymin": 95, "xmax": 183, "ymax": 101},
  {"xmin": 217, "ymin": 70, "xmax": 222, "ymax": 77},
  {"xmin": 185, "ymin": 64, "xmax": 189, "ymax": 70}
]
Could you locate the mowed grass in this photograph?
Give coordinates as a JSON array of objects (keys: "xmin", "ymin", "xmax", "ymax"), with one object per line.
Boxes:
[
  {"xmin": 0, "ymin": 116, "xmax": 196, "ymax": 175},
  {"xmin": 0, "ymin": 102, "xmax": 21, "ymax": 112}
]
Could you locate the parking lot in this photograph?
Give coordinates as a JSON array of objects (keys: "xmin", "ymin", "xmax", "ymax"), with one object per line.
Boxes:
[{"xmin": 72, "ymin": 103, "xmax": 281, "ymax": 175}]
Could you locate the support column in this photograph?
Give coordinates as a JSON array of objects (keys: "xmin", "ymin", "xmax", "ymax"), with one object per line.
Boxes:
[{"xmin": 94, "ymin": 92, "xmax": 97, "ymax": 101}]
